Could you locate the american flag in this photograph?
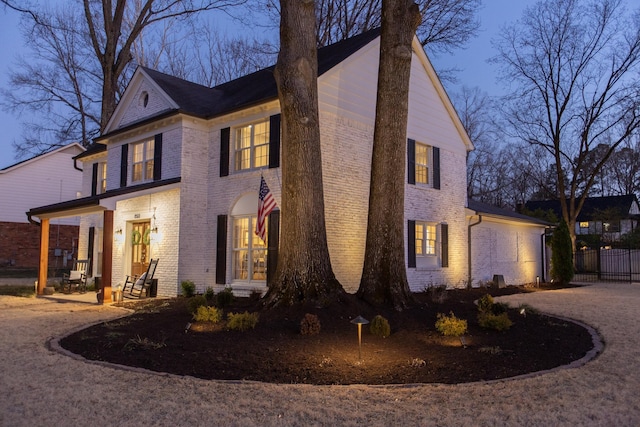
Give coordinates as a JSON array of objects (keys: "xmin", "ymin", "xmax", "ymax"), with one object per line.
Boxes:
[{"xmin": 255, "ymin": 176, "xmax": 277, "ymax": 242}]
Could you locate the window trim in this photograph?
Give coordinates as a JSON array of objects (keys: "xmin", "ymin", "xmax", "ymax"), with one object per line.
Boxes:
[
  {"xmin": 233, "ymin": 119, "xmax": 270, "ymax": 172},
  {"xmin": 231, "ymin": 214, "xmax": 268, "ymax": 284},
  {"xmin": 131, "ymin": 139, "xmax": 155, "ymax": 183}
]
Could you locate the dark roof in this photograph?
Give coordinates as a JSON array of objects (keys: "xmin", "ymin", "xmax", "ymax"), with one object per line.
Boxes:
[
  {"xmin": 468, "ymin": 199, "xmax": 552, "ymax": 226},
  {"xmin": 74, "ymin": 142, "xmax": 106, "ymax": 160},
  {"xmin": 525, "ymin": 195, "xmax": 640, "ymax": 221},
  {"xmin": 139, "ymin": 28, "xmax": 381, "ymax": 120}
]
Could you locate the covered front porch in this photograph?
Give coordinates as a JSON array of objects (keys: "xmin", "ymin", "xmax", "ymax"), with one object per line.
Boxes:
[{"xmin": 27, "ymin": 196, "xmax": 116, "ymax": 304}]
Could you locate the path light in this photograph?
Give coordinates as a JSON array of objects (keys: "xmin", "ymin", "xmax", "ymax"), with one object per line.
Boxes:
[{"xmin": 350, "ymin": 315, "xmax": 369, "ymax": 360}]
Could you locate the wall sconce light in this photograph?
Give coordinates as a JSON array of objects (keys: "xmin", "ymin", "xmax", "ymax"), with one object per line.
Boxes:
[
  {"xmin": 115, "ymin": 227, "xmax": 123, "ymax": 235},
  {"xmin": 151, "ymin": 226, "xmax": 158, "ymax": 234}
]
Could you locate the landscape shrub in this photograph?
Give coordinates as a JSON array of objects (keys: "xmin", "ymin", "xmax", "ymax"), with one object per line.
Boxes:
[
  {"xmin": 478, "ymin": 312, "xmax": 513, "ymax": 331},
  {"xmin": 181, "ymin": 280, "xmax": 196, "ymax": 298},
  {"xmin": 216, "ymin": 287, "xmax": 235, "ymax": 308},
  {"xmin": 435, "ymin": 312, "xmax": 468, "ymax": 337},
  {"xmin": 369, "ymin": 315, "xmax": 391, "ymax": 338},
  {"xmin": 426, "ymin": 285, "xmax": 448, "ymax": 304},
  {"xmin": 550, "ymin": 219, "xmax": 574, "ymax": 285},
  {"xmin": 300, "ymin": 313, "xmax": 321, "ymax": 336},
  {"xmin": 187, "ymin": 295, "xmax": 207, "ymax": 314},
  {"xmin": 193, "ymin": 305, "xmax": 222, "ymax": 323},
  {"xmin": 477, "ymin": 293, "xmax": 513, "ymax": 331},
  {"xmin": 204, "ymin": 286, "xmax": 215, "ymax": 302},
  {"xmin": 477, "ymin": 294, "xmax": 494, "ymax": 313},
  {"xmin": 227, "ymin": 311, "xmax": 259, "ymax": 331}
]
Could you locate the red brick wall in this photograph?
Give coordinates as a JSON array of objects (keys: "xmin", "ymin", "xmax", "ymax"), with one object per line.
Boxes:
[{"xmin": 0, "ymin": 221, "xmax": 80, "ymax": 269}]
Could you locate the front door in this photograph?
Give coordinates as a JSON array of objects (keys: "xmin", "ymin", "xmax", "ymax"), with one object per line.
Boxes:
[{"xmin": 131, "ymin": 221, "xmax": 151, "ymax": 277}]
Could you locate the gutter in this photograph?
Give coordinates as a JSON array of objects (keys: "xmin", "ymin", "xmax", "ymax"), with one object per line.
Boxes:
[
  {"xmin": 467, "ymin": 214, "xmax": 483, "ymax": 288},
  {"xmin": 73, "ymin": 158, "xmax": 83, "ymax": 172},
  {"xmin": 27, "ymin": 211, "xmax": 40, "ymax": 226}
]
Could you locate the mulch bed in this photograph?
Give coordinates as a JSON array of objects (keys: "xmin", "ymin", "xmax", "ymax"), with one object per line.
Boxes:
[{"xmin": 60, "ymin": 284, "xmax": 594, "ymax": 385}]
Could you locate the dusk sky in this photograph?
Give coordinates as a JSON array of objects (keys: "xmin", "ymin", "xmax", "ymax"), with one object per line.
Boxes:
[{"xmin": 0, "ymin": 1, "xmax": 536, "ymax": 169}]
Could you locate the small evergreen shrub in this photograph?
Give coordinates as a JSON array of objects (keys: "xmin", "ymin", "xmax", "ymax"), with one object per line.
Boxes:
[
  {"xmin": 204, "ymin": 286, "xmax": 215, "ymax": 302},
  {"xmin": 477, "ymin": 294, "xmax": 494, "ymax": 313},
  {"xmin": 187, "ymin": 295, "xmax": 207, "ymax": 314},
  {"xmin": 181, "ymin": 280, "xmax": 196, "ymax": 298},
  {"xmin": 427, "ymin": 285, "xmax": 448, "ymax": 304},
  {"xmin": 300, "ymin": 313, "xmax": 321, "ymax": 336},
  {"xmin": 193, "ymin": 305, "xmax": 222, "ymax": 323},
  {"xmin": 216, "ymin": 287, "xmax": 235, "ymax": 308},
  {"xmin": 369, "ymin": 315, "xmax": 391, "ymax": 338},
  {"xmin": 478, "ymin": 312, "xmax": 513, "ymax": 331},
  {"xmin": 435, "ymin": 312, "xmax": 468, "ymax": 337},
  {"xmin": 227, "ymin": 311, "xmax": 259, "ymax": 331},
  {"xmin": 477, "ymin": 293, "xmax": 512, "ymax": 331}
]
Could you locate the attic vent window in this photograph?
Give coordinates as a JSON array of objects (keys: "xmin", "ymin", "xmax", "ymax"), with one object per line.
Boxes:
[{"xmin": 140, "ymin": 91, "xmax": 149, "ymax": 108}]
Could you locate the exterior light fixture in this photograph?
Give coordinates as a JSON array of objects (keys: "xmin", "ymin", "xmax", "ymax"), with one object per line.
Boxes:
[
  {"xmin": 350, "ymin": 315, "xmax": 369, "ymax": 360},
  {"xmin": 115, "ymin": 227, "xmax": 123, "ymax": 235}
]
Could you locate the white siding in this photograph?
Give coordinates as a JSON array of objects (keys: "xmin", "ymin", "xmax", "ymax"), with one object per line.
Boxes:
[{"xmin": 0, "ymin": 145, "xmax": 83, "ymax": 225}]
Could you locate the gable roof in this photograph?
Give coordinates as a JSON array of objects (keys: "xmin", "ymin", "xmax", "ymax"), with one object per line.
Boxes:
[
  {"xmin": 468, "ymin": 199, "xmax": 552, "ymax": 226},
  {"xmin": 141, "ymin": 28, "xmax": 382, "ymax": 120},
  {"xmin": 525, "ymin": 195, "xmax": 640, "ymax": 221},
  {"xmin": 0, "ymin": 143, "xmax": 84, "ymax": 172}
]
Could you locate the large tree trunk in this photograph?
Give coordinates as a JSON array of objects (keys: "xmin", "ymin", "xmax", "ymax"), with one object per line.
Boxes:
[
  {"xmin": 263, "ymin": 0, "xmax": 344, "ymax": 307},
  {"xmin": 357, "ymin": 0, "xmax": 420, "ymax": 310}
]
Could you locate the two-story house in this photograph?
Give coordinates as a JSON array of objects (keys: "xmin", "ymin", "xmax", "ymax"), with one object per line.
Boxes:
[{"xmin": 28, "ymin": 29, "xmax": 548, "ymax": 298}]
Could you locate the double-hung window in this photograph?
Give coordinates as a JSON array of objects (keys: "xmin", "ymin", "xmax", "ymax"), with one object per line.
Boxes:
[
  {"xmin": 415, "ymin": 143, "xmax": 431, "ymax": 185},
  {"xmin": 232, "ymin": 216, "xmax": 268, "ymax": 282},
  {"xmin": 407, "ymin": 139, "xmax": 440, "ymax": 189},
  {"xmin": 132, "ymin": 139, "xmax": 154, "ymax": 183},
  {"xmin": 415, "ymin": 222, "xmax": 437, "ymax": 257},
  {"xmin": 234, "ymin": 119, "xmax": 270, "ymax": 171},
  {"xmin": 408, "ymin": 220, "xmax": 448, "ymax": 268},
  {"xmin": 97, "ymin": 162, "xmax": 107, "ymax": 194}
]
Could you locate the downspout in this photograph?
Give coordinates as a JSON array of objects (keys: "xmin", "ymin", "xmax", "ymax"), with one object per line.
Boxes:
[
  {"xmin": 468, "ymin": 214, "xmax": 483, "ymax": 288},
  {"xmin": 73, "ymin": 158, "xmax": 83, "ymax": 172}
]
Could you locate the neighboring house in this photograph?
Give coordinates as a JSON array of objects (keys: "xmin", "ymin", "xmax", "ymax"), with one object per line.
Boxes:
[
  {"xmin": 28, "ymin": 30, "xmax": 546, "ymax": 297},
  {"xmin": 467, "ymin": 200, "xmax": 550, "ymax": 286},
  {"xmin": 0, "ymin": 143, "xmax": 84, "ymax": 270},
  {"xmin": 525, "ymin": 195, "xmax": 640, "ymax": 245}
]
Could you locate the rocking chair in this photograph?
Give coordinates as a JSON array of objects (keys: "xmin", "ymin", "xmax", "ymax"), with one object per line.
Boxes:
[
  {"xmin": 122, "ymin": 259, "xmax": 159, "ymax": 299},
  {"xmin": 62, "ymin": 259, "xmax": 90, "ymax": 294}
]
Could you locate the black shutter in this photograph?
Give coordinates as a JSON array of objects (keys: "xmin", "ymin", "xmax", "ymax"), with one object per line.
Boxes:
[
  {"xmin": 120, "ymin": 144, "xmax": 128, "ymax": 187},
  {"xmin": 216, "ymin": 215, "xmax": 227, "ymax": 284},
  {"xmin": 220, "ymin": 127, "xmax": 230, "ymax": 177},
  {"xmin": 433, "ymin": 146, "xmax": 440, "ymax": 190},
  {"xmin": 407, "ymin": 139, "xmax": 416, "ymax": 185},
  {"xmin": 87, "ymin": 227, "xmax": 95, "ymax": 277},
  {"xmin": 91, "ymin": 163, "xmax": 98, "ymax": 196},
  {"xmin": 153, "ymin": 133, "xmax": 163, "ymax": 181},
  {"xmin": 441, "ymin": 223, "xmax": 449, "ymax": 268},
  {"xmin": 267, "ymin": 210, "xmax": 280, "ymax": 285},
  {"xmin": 269, "ymin": 114, "xmax": 281, "ymax": 169},
  {"xmin": 408, "ymin": 220, "xmax": 416, "ymax": 268}
]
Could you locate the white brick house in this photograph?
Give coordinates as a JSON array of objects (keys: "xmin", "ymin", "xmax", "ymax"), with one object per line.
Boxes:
[{"xmin": 28, "ymin": 29, "xmax": 548, "ymax": 297}]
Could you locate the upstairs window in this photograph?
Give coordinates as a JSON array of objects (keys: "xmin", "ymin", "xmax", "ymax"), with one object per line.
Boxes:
[
  {"xmin": 97, "ymin": 162, "xmax": 107, "ymax": 194},
  {"xmin": 407, "ymin": 139, "xmax": 440, "ymax": 189},
  {"xmin": 132, "ymin": 139, "xmax": 155, "ymax": 183},
  {"xmin": 234, "ymin": 119, "xmax": 270, "ymax": 171},
  {"xmin": 415, "ymin": 143, "xmax": 431, "ymax": 185}
]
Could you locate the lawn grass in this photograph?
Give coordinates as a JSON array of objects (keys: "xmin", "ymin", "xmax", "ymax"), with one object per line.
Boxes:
[{"xmin": 0, "ymin": 285, "xmax": 36, "ymax": 297}]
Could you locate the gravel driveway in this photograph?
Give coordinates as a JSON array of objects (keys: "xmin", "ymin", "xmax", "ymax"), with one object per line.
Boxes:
[{"xmin": 1, "ymin": 282, "xmax": 639, "ymax": 426}]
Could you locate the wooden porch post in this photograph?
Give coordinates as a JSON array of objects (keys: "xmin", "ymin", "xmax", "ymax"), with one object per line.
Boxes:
[
  {"xmin": 101, "ymin": 210, "xmax": 114, "ymax": 304},
  {"xmin": 37, "ymin": 218, "xmax": 49, "ymax": 295}
]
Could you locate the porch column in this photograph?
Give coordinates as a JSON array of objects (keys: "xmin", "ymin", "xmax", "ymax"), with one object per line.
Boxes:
[
  {"xmin": 101, "ymin": 210, "xmax": 114, "ymax": 304},
  {"xmin": 37, "ymin": 218, "xmax": 49, "ymax": 295}
]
